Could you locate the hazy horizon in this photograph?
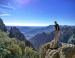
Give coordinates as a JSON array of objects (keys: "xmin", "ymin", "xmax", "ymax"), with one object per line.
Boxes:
[{"xmin": 5, "ymin": 24, "xmax": 75, "ymax": 27}]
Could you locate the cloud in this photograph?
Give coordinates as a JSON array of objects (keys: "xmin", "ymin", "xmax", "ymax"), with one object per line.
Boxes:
[
  {"xmin": 0, "ymin": 5, "xmax": 15, "ymax": 10},
  {"xmin": 0, "ymin": 13, "xmax": 10, "ymax": 17},
  {"xmin": 0, "ymin": 0, "xmax": 15, "ymax": 17},
  {"xmin": 0, "ymin": 0, "xmax": 16, "ymax": 11}
]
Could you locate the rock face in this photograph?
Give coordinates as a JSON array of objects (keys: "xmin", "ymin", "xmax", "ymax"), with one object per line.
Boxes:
[
  {"xmin": 40, "ymin": 42, "xmax": 75, "ymax": 58},
  {"xmin": 59, "ymin": 44, "xmax": 75, "ymax": 58},
  {"xmin": 0, "ymin": 18, "xmax": 7, "ymax": 32},
  {"xmin": 9, "ymin": 27, "xmax": 26, "ymax": 41},
  {"xmin": 45, "ymin": 49, "xmax": 60, "ymax": 58},
  {"xmin": 9, "ymin": 27, "xmax": 33, "ymax": 47}
]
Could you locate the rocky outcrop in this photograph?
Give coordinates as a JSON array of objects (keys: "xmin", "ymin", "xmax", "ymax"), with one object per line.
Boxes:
[
  {"xmin": 40, "ymin": 42, "xmax": 75, "ymax": 58},
  {"xmin": 9, "ymin": 27, "xmax": 33, "ymax": 47},
  {"xmin": 45, "ymin": 49, "xmax": 60, "ymax": 58},
  {"xmin": 59, "ymin": 44, "xmax": 75, "ymax": 58},
  {"xmin": 0, "ymin": 18, "xmax": 7, "ymax": 32},
  {"xmin": 9, "ymin": 27, "xmax": 26, "ymax": 41}
]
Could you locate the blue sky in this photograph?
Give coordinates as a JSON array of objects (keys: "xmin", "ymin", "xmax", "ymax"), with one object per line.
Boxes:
[{"xmin": 0, "ymin": 0, "xmax": 75, "ymax": 26}]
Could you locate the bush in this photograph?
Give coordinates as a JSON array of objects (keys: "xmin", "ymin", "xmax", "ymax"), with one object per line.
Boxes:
[{"xmin": 0, "ymin": 31, "xmax": 39, "ymax": 58}]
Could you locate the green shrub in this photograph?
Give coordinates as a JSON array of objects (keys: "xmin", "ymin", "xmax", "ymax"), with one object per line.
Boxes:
[{"xmin": 0, "ymin": 31, "xmax": 39, "ymax": 58}]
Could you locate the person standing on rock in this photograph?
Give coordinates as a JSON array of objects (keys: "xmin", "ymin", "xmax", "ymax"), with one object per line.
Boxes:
[
  {"xmin": 54, "ymin": 21, "xmax": 60, "ymax": 48},
  {"xmin": 50, "ymin": 21, "xmax": 60, "ymax": 49}
]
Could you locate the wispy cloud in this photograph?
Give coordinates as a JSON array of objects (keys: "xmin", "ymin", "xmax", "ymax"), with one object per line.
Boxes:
[
  {"xmin": 0, "ymin": 0, "xmax": 16, "ymax": 17},
  {"xmin": 0, "ymin": 13, "xmax": 10, "ymax": 17},
  {"xmin": 0, "ymin": 0, "xmax": 15, "ymax": 10},
  {"xmin": 0, "ymin": 3, "xmax": 16, "ymax": 17},
  {"xmin": 0, "ymin": 5, "xmax": 15, "ymax": 10}
]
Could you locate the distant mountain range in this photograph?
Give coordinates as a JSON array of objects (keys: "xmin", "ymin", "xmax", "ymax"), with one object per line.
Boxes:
[
  {"xmin": 7, "ymin": 25, "xmax": 54, "ymax": 40},
  {"xmin": 6, "ymin": 25, "xmax": 75, "ymax": 50},
  {"xmin": 29, "ymin": 26, "xmax": 75, "ymax": 50}
]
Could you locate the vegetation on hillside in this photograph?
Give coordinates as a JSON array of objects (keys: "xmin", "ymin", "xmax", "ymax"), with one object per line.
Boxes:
[{"xmin": 0, "ymin": 30, "xmax": 39, "ymax": 58}]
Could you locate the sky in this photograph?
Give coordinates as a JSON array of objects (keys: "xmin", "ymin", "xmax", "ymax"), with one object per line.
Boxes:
[{"xmin": 0, "ymin": 0, "xmax": 75, "ymax": 26}]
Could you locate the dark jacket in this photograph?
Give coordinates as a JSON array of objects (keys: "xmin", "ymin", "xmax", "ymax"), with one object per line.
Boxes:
[{"xmin": 55, "ymin": 24, "xmax": 60, "ymax": 31}]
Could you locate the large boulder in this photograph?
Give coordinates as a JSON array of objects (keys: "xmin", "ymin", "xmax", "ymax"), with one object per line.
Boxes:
[
  {"xmin": 40, "ymin": 42, "xmax": 75, "ymax": 58},
  {"xmin": 45, "ymin": 49, "xmax": 60, "ymax": 58},
  {"xmin": 59, "ymin": 44, "xmax": 75, "ymax": 58},
  {"xmin": 0, "ymin": 18, "xmax": 7, "ymax": 32}
]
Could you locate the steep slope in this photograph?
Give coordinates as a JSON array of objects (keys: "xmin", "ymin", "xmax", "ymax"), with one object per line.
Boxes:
[
  {"xmin": 0, "ymin": 18, "xmax": 7, "ymax": 32},
  {"xmin": 29, "ymin": 32, "xmax": 54, "ymax": 50}
]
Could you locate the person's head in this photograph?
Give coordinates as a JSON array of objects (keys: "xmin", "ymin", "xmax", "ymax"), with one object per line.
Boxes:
[{"xmin": 54, "ymin": 21, "xmax": 57, "ymax": 24}]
